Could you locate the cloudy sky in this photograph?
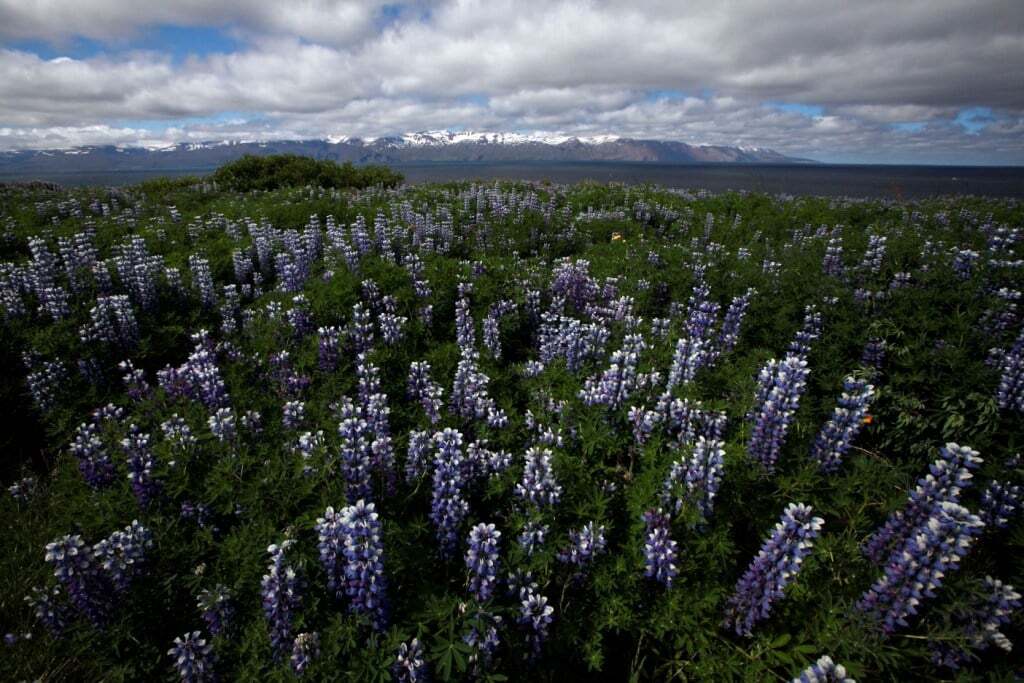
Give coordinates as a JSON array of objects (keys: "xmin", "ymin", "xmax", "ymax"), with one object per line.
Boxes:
[{"xmin": 1, "ymin": 0, "xmax": 1022, "ymax": 163}]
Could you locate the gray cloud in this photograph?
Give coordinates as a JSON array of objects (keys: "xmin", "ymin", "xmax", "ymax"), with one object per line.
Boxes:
[{"xmin": 0, "ymin": 0, "xmax": 1021, "ymax": 162}]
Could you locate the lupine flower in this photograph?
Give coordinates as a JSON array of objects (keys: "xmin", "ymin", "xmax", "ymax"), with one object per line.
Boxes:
[
  {"xmin": 70, "ymin": 422, "xmax": 116, "ymax": 489},
  {"xmin": 189, "ymin": 255, "xmax": 216, "ymax": 308},
  {"xmin": 197, "ymin": 585, "xmax": 234, "ymax": 636},
  {"xmin": 315, "ymin": 507, "xmax": 346, "ymax": 602},
  {"xmin": 557, "ymin": 522, "xmax": 607, "ymax": 569},
  {"xmin": 661, "ymin": 436, "xmax": 726, "ymax": 524},
  {"xmin": 952, "ymin": 248, "xmax": 980, "ymax": 278},
  {"xmin": 857, "ymin": 501, "xmax": 984, "ymax": 634},
  {"xmin": 261, "ymin": 540, "xmax": 301, "ymax": 659},
  {"xmin": 25, "ymin": 585, "xmax": 69, "ymax": 636},
  {"xmin": 350, "ymin": 302, "xmax": 374, "ymax": 353},
  {"xmin": 162, "ymin": 415, "xmax": 197, "ymax": 451},
  {"xmin": 431, "ymin": 428, "xmax": 469, "ymax": 556},
  {"xmin": 405, "ymin": 430, "xmax": 432, "ymax": 480},
  {"xmin": 44, "ymin": 534, "xmax": 108, "ymax": 625},
  {"xmin": 792, "ymin": 655, "xmax": 856, "ymax": 683},
  {"xmin": 338, "ymin": 500, "xmax": 388, "ymax": 629},
  {"xmin": 483, "ymin": 300, "xmax": 516, "ymax": 359},
  {"xmin": 643, "ymin": 509, "xmax": 678, "ymax": 587},
  {"xmin": 861, "ymin": 338, "xmax": 886, "ymax": 369},
  {"xmin": 450, "ymin": 350, "xmax": 500, "ymax": 420},
  {"xmin": 8, "ymin": 475, "xmax": 36, "ymax": 503},
  {"xmin": 123, "ymin": 426, "xmax": 161, "ymax": 508},
  {"xmin": 168, "ymin": 631, "xmax": 215, "ymax": 683},
  {"xmin": 518, "ymin": 521, "xmax": 548, "ymax": 557},
  {"xmin": 515, "ymin": 447, "xmax": 562, "ymax": 508},
  {"xmin": 746, "ymin": 354, "xmax": 810, "ymax": 473},
  {"xmin": 788, "ymin": 305, "xmax": 822, "ymax": 358},
  {"xmin": 378, "ymin": 296, "xmax": 408, "ymax": 345},
  {"xmin": 930, "ymin": 575, "xmax": 1022, "ymax": 669},
  {"xmin": 822, "ymin": 233, "xmax": 846, "ymax": 280},
  {"xmin": 995, "ymin": 329, "xmax": 1024, "ymax": 412},
  {"xmin": 579, "ymin": 333, "xmax": 646, "ymax": 408},
  {"xmin": 980, "ymin": 480, "xmax": 1022, "ymax": 529},
  {"xmin": 810, "ymin": 377, "xmax": 875, "ymax": 473},
  {"xmin": 394, "ymin": 637, "xmax": 427, "ymax": 682},
  {"xmin": 317, "ymin": 326, "xmax": 343, "ymax": 371},
  {"xmin": 208, "ymin": 407, "xmax": 236, "ymax": 443},
  {"xmin": 408, "ymin": 361, "xmax": 444, "ymax": 424},
  {"xmin": 337, "ymin": 398, "xmax": 373, "ymax": 502},
  {"xmin": 466, "ymin": 523, "xmax": 501, "ymax": 602},
  {"xmin": 282, "ymin": 400, "xmax": 305, "ymax": 430},
  {"xmin": 290, "ymin": 632, "xmax": 320, "ymax": 676},
  {"xmin": 861, "ymin": 234, "xmax": 887, "ymax": 275},
  {"xmin": 464, "ymin": 611, "xmax": 502, "ymax": 670},
  {"xmin": 93, "ymin": 520, "xmax": 152, "ymax": 592},
  {"xmin": 862, "ymin": 443, "xmax": 982, "ymax": 564},
  {"xmin": 518, "ymin": 586, "xmax": 554, "ymax": 656},
  {"xmin": 723, "ymin": 503, "xmax": 824, "ymax": 637}
]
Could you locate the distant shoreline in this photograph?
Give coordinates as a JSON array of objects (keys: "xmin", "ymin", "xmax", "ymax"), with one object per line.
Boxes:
[{"xmin": 2, "ymin": 161, "xmax": 1022, "ymax": 199}]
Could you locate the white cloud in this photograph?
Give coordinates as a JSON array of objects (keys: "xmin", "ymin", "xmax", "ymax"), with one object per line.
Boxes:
[{"xmin": 0, "ymin": 0, "xmax": 1021, "ymax": 162}]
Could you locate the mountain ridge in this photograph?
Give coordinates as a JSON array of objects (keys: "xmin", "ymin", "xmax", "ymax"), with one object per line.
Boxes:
[{"xmin": 0, "ymin": 132, "xmax": 818, "ymax": 176}]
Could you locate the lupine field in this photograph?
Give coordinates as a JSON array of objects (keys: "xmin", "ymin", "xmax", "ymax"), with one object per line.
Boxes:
[{"xmin": 1, "ymin": 165, "xmax": 1023, "ymax": 681}]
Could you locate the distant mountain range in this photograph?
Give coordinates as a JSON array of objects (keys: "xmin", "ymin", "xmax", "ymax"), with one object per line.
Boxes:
[{"xmin": 0, "ymin": 131, "xmax": 816, "ymax": 177}]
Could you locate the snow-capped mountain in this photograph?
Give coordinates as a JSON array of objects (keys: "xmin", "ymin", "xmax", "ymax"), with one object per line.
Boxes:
[{"xmin": 0, "ymin": 131, "xmax": 815, "ymax": 178}]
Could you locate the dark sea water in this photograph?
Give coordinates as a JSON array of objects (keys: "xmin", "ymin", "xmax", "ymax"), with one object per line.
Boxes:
[{"xmin": 2, "ymin": 162, "xmax": 1022, "ymax": 199}]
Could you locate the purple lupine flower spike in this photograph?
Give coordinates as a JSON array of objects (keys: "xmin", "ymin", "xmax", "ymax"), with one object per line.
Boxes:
[
  {"xmin": 394, "ymin": 637, "xmax": 427, "ymax": 682},
  {"xmin": 261, "ymin": 540, "xmax": 301, "ymax": 659},
  {"xmin": 168, "ymin": 631, "xmax": 215, "ymax": 683},
  {"xmin": 290, "ymin": 632, "xmax": 320, "ymax": 676},
  {"xmin": 792, "ymin": 655, "xmax": 856, "ymax": 683},
  {"xmin": 862, "ymin": 443, "xmax": 982, "ymax": 564},
  {"xmin": 466, "ymin": 523, "xmax": 501, "ymax": 602},
  {"xmin": 810, "ymin": 377, "xmax": 875, "ymax": 473},
  {"xmin": 430, "ymin": 428, "xmax": 469, "ymax": 556},
  {"xmin": 746, "ymin": 354, "xmax": 810, "ymax": 473},
  {"xmin": 857, "ymin": 501, "xmax": 984, "ymax": 634},
  {"xmin": 643, "ymin": 509, "xmax": 678, "ymax": 587},
  {"xmin": 723, "ymin": 503, "xmax": 824, "ymax": 636}
]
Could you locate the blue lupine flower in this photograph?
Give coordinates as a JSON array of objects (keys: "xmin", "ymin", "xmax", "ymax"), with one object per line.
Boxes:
[
  {"xmin": 792, "ymin": 655, "xmax": 856, "ymax": 683},
  {"xmin": 339, "ymin": 500, "xmax": 388, "ymax": 629},
  {"xmin": 518, "ymin": 521, "xmax": 548, "ymax": 557},
  {"xmin": 466, "ymin": 523, "xmax": 501, "ymax": 602},
  {"xmin": 24, "ymin": 585, "xmax": 69, "ymax": 636},
  {"xmin": 643, "ymin": 509, "xmax": 678, "ymax": 588},
  {"xmin": 168, "ymin": 630, "xmax": 215, "ymax": 683},
  {"xmin": 518, "ymin": 585, "xmax": 554, "ymax": 656},
  {"xmin": 290, "ymin": 631, "xmax": 320, "ymax": 676},
  {"xmin": 515, "ymin": 447, "xmax": 562, "ymax": 508},
  {"xmin": 662, "ymin": 436, "xmax": 726, "ymax": 524},
  {"xmin": 723, "ymin": 503, "xmax": 824, "ymax": 636},
  {"xmin": 995, "ymin": 329, "xmax": 1024, "ymax": 412},
  {"xmin": 746, "ymin": 354, "xmax": 810, "ymax": 473},
  {"xmin": 557, "ymin": 521, "xmax": 607, "ymax": 570},
  {"xmin": 810, "ymin": 377, "xmax": 875, "ymax": 473},
  {"xmin": 431, "ymin": 428, "xmax": 469, "ymax": 557},
  {"xmin": 408, "ymin": 361, "xmax": 444, "ymax": 424},
  {"xmin": 44, "ymin": 534, "xmax": 107, "ymax": 625},
  {"xmin": 197, "ymin": 585, "xmax": 234, "ymax": 636},
  {"xmin": 857, "ymin": 501, "xmax": 984, "ymax": 634},
  {"xmin": 862, "ymin": 443, "xmax": 982, "ymax": 564},
  {"xmin": 980, "ymin": 480, "xmax": 1022, "ymax": 529},
  {"xmin": 930, "ymin": 575, "xmax": 1021, "ymax": 669},
  {"xmin": 394, "ymin": 637, "xmax": 427, "ymax": 682},
  {"xmin": 123, "ymin": 426, "xmax": 161, "ymax": 508},
  {"xmin": 261, "ymin": 540, "xmax": 301, "ymax": 659}
]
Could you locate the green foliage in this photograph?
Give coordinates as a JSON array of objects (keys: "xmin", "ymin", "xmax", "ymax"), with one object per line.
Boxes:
[
  {"xmin": 210, "ymin": 154, "xmax": 403, "ymax": 192},
  {"xmin": 0, "ymin": 177, "xmax": 1022, "ymax": 682}
]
